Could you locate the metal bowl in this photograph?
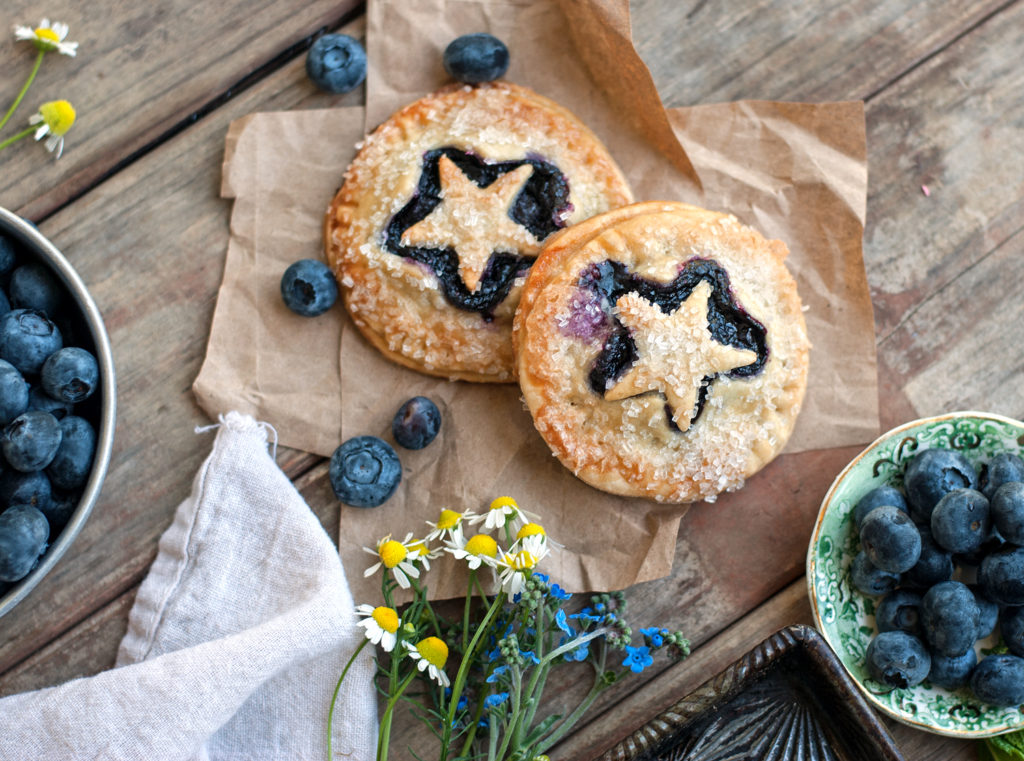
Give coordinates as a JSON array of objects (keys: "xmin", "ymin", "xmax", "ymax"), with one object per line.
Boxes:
[{"xmin": 0, "ymin": 207, "xmax": 116, "ymax": 618}]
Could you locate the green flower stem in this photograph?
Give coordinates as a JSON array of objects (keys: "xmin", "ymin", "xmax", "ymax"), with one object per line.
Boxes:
[
  {"xmin": 462, "ymin": 569, "xmax": 476, "ymax": 653},
  {"xmin": 0, "ymin": 50, "xmax": 45, "ymax": 132},
  {"xmin": 488, "ymin": 707, "xmax": 500, "ymax": 761},
  {"xmin": 495, "ymin": 666, "xmax": 523, "ymax": 761},
  {"xmin": 377, "ymin": 670, "xmax": 417, "ymax": 761},
  {"xmin": 458, "ymin": 686, "xmax": 490, "ymax": 758},
  {"xmin": 0, "ymin": 126, "xmax": 36, "ymax": 152},
  {"xmin": 326, "ymin": 638, "xmax": 370, "ymax": 761},
  {"xmin": 516, "ymin": 604, "xmax": 548, "ymax": 744},
  {"xmin": 440, "ymin": 592, "xmax": 506, "ymax": 758},
  {"xmin": 534, "ymin": 681, "xmax": 606, "ymax": 755}
]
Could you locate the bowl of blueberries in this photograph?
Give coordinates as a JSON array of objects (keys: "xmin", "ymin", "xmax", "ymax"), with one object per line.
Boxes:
[
  {"xmin": 808, "ymin": 411, "xmax": 1024, "ymax": 737},
  {"xmin": 0, "ymin": 208, "xmax": 115, "ymax": 618}
]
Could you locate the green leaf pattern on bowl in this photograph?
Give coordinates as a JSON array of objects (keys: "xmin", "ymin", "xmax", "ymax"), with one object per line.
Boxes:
[{"xmin": 811, "ymin": 413, "xmax": 1024, "ymax": 737}]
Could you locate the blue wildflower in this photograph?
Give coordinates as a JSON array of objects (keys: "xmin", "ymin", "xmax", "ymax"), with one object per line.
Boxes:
[
  {"xmin": 570, "ymin": 608, "xmax": 603, "ymax": 627},
  {"xmin": 486, "ymin": 665, "xmax": 509, "ymax": 683},
  {"xmin": 520, "ymin": 649, "xmax": 541, "ymax": 665},
  {"xmin": 549, "ymin": 583, "xmax": 571, "ymax": 601},
  {"xmin": 639, "ymin": 627, "xmax": 668, "ymax": 648},
  {"xmin": 533, "ymin": 572, "xmax": 550, "ymax": 583},
  {"xmin": 623, "ymin": 645, "xmax": 653, "ymax": 673},
  {"xmin": 559, "ymin": 635, "xmax": 590, "ymax": 662},
  {"xmin": 555, "ymin": 609, "xmax": 575, "ymax": 637},
  {"xmin": 456, "ymin": 694, "xmax": 469, "ymax": 712},
  {"xmin": 484, "ymin": 692, "xmax": 510, "ymax": 709}
]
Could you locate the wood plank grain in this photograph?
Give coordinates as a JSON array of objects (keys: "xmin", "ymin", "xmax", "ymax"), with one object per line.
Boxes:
[
  {"xmin": 0, "ymin": 21, "xmax": 364, "ymax": 678},
  {"xmin": 0, "ymin": 0, "xmax": 362, "ymax": 220}
]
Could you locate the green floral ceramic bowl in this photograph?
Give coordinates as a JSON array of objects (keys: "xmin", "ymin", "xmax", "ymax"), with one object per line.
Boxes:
[{"xmin": 807, "ymin": 411, "xmax": 1024, "ymax": 738}]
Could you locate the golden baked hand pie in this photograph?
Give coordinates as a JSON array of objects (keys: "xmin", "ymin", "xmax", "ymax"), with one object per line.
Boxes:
[
  {"xmin": 514, "ymin": 201, "xmax": 810, "ymax": 503},
  {"xmin": 325, "ymin": 82, "xmax": 633, "ymax": 382}
]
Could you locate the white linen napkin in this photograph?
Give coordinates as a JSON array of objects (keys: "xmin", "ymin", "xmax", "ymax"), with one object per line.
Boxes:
[{"xmin": 0, "ymin": 411, "xmax": 377, "ymax": 761}]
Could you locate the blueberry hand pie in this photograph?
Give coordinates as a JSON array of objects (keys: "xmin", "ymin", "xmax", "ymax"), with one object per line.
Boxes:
[
  {"xmin": 325, "ymin": 82, "xmax": 633, "ymax": 382},
  {"xmin": 513, "ymin": 201, "xmax": 810, "ymax": 503}
]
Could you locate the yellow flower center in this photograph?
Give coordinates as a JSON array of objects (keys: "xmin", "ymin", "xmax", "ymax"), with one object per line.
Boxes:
[
  {"xmin": 464, "ymin": 534, "xmax": 498, "ymax": 558},
  {"xmin": 516, "ymin": 522, "xmax": 545, "ymax": 540},
  {"xmin": 371, "ymin": 606, "xmax": 399, "ymax": 634},
  {"xmin": 490, "ymin": 496, "xmax": 518, "ymax": 513},
  {"xmin": 408, "ymin": 539, "xmax": 429, "ymax": 557},
  {"xmin": 39, "ymin": 100, "xmax": 76, "ymax": 136},
  {"xmin": 35, "ymin": 27, "xmax": 60, "ymax": 43},
  {"xmin": 378, "ymin": 539, "xmax": 408, "ymax": 568},
  {"xmin": 511, "ymin": 550, "xmax": 538, "ymax": 570},
  {"xmin": 436, "ymin": 508, "xmax": 461, "ymax": 531},
  {"xmin": 416, "ymin": 636, "xmax": 449, "ymax": 669}
]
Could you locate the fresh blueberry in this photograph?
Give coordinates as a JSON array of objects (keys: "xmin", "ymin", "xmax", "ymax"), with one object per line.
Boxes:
[
  {"xmin": 392, "ymin": 396, "xmax": 441, "ymax": 450},
  {"xmin": 853, "ymin": 485, "xmax": 908, "ymax": 529},
  {"xmin": 306, "ymin": 34, "xmax": 367, "ymax": 94},
  {"xmin": 860, "ymin": 505, "xmax": 921, "ymax": 573},
  {"xmin": 921, "ymin": 580, "xmax": 980, "ymax": 657},
  {"xmin": 0, "ymin": 469, "xmax": 51, "ymax": 512},
  {"xmin": 443, "ymin": 33, "xmax": 510, "ymax": 83},
  {"xmin": 1000, "ymin": 606, "xmax": 1024, "ymax": 657},
  {"xmin": 865, "ymin": 630, "xmax": 931, "ymax": 688},
  {"xmin": 0, "ymin": 235, "xmax": 17, "ymax": 276},
  {"xmin": 876, "ymin": 588, "xmax": 923, "ymax": 637},
  {"xmin": 0, "ymin": 359, "xmax": 29, "ymax": 425},
  {"xmin": 280, "ymin": 259, "xmax": 339, "ymax": 317},
  {"xmin": 904, "ymin": 448, "xmax": 978, "ymax": 524},
  {"xmin": 981, "ymin": 453, "xmax": 1024, "ymax": 499},
  {"xmin": 9, "ymin": 262, "xmax": 62, "ymax": 317},
  {"xmin": 928, "ymin": 648, "xmax": 977, "ymax": 690},
  {"xmin": 930, "ymin": 488, "xmax": 989, "ymax": 554},
  {"xmin": 850, "ymin": 550, "xmax": 900, "ymax": 596},
  {"xmin": 27, "ymin": 384, "xmax": 72, "ymax": 420},
  {"xmin": 0, "ymin": 290, "xmax": 9, "ymax": 319},
  {"xmin": 971, "ymin": 654, "xmax": 1024, "ymax": 706},
  {"xmin": 1, "ymin": 410, "xmax": 62, "ymax": 472},
  {"xmin": 978, "ymin": 547, "xmax": 1024, "ymax": 606},
  {"xmin": 0, "ymin": 503, "xmax": 49, "ymax": 582},
  {"xmin": 40, "ymin": 488, "xmax": 77, "ymax": 533},
  {"xmin": 40, "ymin": 346, "xmax": 98, "ymax": 404},
  {"xmin": 902, "ymin": 525, "xmax": 954, "ymax": 589},
  {"xmin": 0, "ymin": 309, "xmax": 62, "ymax": 375},
  {"xmin": 46, "ymin": 416, "xmax": 95, "ymax": 490},
  {"xmin": 971, "ymin": 585, "xmax": 1000, "ymax": 639},
  {"xmin": 329, "ymin": 435, "xmax": 401, "ymax": 508},
  {"xmin": 991, "ymin": 482, "xmax": 1024, "ymax": 545}
]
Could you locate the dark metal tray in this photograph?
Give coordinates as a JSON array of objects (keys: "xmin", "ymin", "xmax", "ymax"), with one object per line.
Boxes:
[{"xmin": 598, "ymin": 624, "xmax": 905, "ymax": 761}]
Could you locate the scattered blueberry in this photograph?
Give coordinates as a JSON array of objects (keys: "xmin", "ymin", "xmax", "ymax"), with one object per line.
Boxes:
[
  {"xmin": 850, "ymin": 550, "xmax": 900, "ymax": 596},
  {"xmin": 971, "ymin": 654, "xmax": 1024, "ymax": 706},
  {"xmin": 1, "ymin": 410, "xmax": 63, "ymax": 472},
  {"xmin": 0, "ymin": 504, "xmax": 49, "ymax": 582},
  {"xmin": 329, "ymin": 435, "xmax": 401, "ymax": 508},
  {"xmin": 392, "ymin": 396, "xmax": 441, "ymax": 450},
  {"xmin": 865, "ymin": 630, "xmax": 931, "ymax": 688},
  {"xmin": 928, "ymin": 648, "xmax": 977, "ymax": 690},
  {"xmin": 860, "ymin": 505, "xmax": 921, "ymax": 573},
  {"xmin": 921, "ymin": 580, "xmax": 980, "ymax": 657},
  {"xmin": 979, "ymin": 547, "xmax": 1024, "ymax": 606},
  {"xmin": 0, "ymin": 308, "xmax": 62, "ymax": 376},
  {"xmin": 1000, "ymin": 606, "xmax": 1024, "ymax": 657},
  {"xmin": 280, "ymin": 259, "xmax": 339, "ymax": 317},
  {"xmin": 971, "ymin": 585, "xmax": 1000, "ymax": 639},
  {"xmin": 930, "ymin": 488, "xmax": 989, "ymax": 554},
  {"xmin": 306, "ymin": 34, "xmax": 367, "ymax": 94},
  {"xmin": 0, "ymin": 359, "xmax": 29, "ymax": 425},
  {"xmin": 902, "ymin": 525, "xmax": 954, "ymax": 589},
  {"xmin": 876, "ymin": 588, "xmax": 923, "ymax": 637},
  {"xmin": 9, "ymin": 262, "xmax": 62, "ymax": 317},
  {"xmin": 981, "ymin": 453, "xmax": 1024, "ymax": 498},
  {"xmin": 41, "ymin": 346, "xmax": 98, "ymax": 404},
  {"xmin": 0, "ymin": 470, "xmax": 51, "ymax": 513},
  {"xmin": 443, "ymin": 33, "xmax": 510, "ymax": 83},
  {"xmin": 991, "ymin": 482, "xmax": 1024, "ymax": 545},
  {"xmin": 46, "ymin": 415, "xmax": 95, "ymax": 490},
  {"xmin": 853, "ymin": 485, "xmax": 908, "ymax": 529},
  {"xmin": 904, "ymin": 448, "xmax": 978, "ymax": 524}
]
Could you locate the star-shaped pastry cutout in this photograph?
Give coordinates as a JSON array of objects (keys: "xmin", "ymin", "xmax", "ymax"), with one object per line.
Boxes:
[
  {"xmin": 604, "ymin": 280, "xmax": 758, "ymax": 431},
  {"xmin": 401, "ymin": 154, "xmax": 541, "ymax": 292}
]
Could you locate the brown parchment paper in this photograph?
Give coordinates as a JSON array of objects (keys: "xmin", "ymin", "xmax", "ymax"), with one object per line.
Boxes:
[{"xmin": 194, "ymin": 0, "xmax": 878, "ymax": 604}]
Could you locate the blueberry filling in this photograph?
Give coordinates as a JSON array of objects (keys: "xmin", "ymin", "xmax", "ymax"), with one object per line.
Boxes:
[
  {"xmin": 385, "ymin": 147, "xmax": 570, "ymax": 317},
  {"xmin": 580, "ymin": 258, "xmax": 768, "ymax": 429}
]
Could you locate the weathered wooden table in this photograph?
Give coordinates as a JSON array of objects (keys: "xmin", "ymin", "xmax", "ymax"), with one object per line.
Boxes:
[{"xmin": 1, "ymin": 1, "xmax": 1020, "ymax": 759}]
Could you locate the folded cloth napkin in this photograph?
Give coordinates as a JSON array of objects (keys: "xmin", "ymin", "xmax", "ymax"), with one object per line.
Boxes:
[{"xmin": 0, "ymin": 411, "xmax": 377, "ymax": 761}]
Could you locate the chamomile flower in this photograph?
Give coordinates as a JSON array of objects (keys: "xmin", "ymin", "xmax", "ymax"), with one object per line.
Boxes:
[
  {"xmin": 446, "ymin": 532, "xmax": 500, "ymax": 570},
  {"xmin": 363, "ymin": 534, "xmax": 420, "ymax": 589},
  {"xmin": 28, "ymin": 100, "xmax": 75, "ymax": 159},
  {"xmin": 14, "ymin": 19, "xmax": 78, "ymax": 56},
  {"xmin": 496, "ymin": 545, "xmax": 548, "ymax": 597},
  {"xmin": 355, "ymin": 604, "xmax": 400, "ymax": 652},
  {"xmin": 514, "ymin": 521, "xmax": 561, "ymax": 556},
  {"xmin": 406, "ymin": 538, "xmax": 440, "ymax": 571},
  {"xmin": 471, "ymin": 496, "xmax": 528, "ymax": 531},
  {"xmin": 425, "ymin": 507, "xmax": 472, "ymax": 543},
  {"xmin": 404, "ymin": 636, "xmax": 450, "ymax": 687}
]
